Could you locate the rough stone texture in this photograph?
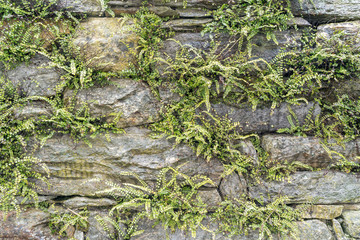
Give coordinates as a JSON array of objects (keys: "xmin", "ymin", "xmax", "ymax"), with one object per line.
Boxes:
[
  {"xmin": 34, "ymin": 127, "xmax": 223, "ymax": 197},
  {"xmin": 249, "ymin": 170, "xmax": 360, "ymax": 204},
  {"xmin": 13, "ymin": 101, "xmax": 52, "ymax": 120},
  {"xmin": 64, "ymin": 79, "xmax": 161, "ymax": 128},
  {"xmin": 0, "ymin": 209, "xmax": 55, "ymax": 240},
  {"xmin": 219, "ymin": 172, "xmax": 247, "ymax": 200},
  {"xmin": 343, "ymin": 210, "xmax": 360, "ymax": 238},
  {"xmin": 163, "ymin": 18, "xmax": 213, "ymax": 31},
  {"xmin": 86, "ymin": 210, "xmax": 117, "ymax": 240},
  {"xmin": 198, "ymin": 188, "xmax": 222, "ymax": 207},
  {"xmin": 261, "ymin": 135, "xmax": 360, "ymax": 168},
  {"xmin": 333, "ymin": 219, "xmax": 349, "ymax": 240},
  {"xmin": 318, "ymin": 21, "xmax": 360, "ymax": 42},
  {"xmin": 296, "ymin": 220, "xmax": 334, "ymax": 240},
  {"xmin": 300, "ymin": 205, "xmax": 343, "ymax": 219},
  {"xmin": 291, "ymin": 0, "xmax": 360, "ymax": 23},
  {"xmin": 58, "ymin": 0, "xmax": 102, "ymax": 16},
  {"xmin": 133, "ymin": 218, "xmax": 234, "ymax": 240},
  {"xmin": 62, "ymin": 197, "xmax": 117, "ymax": 209},
  {"xmin": 161, "ymin": 28, "xmax": 304, "ymax": 65},
  {"xmin": 73, "ymin": 18, "xmax": 137, "ymax": 72},
  {"xmin": 3, "ymin": 54, "xmax": 64, "ymax": 97},
  {"xmin": 210, "ymin": 102, "xmax": 321, "ymax": 134}
]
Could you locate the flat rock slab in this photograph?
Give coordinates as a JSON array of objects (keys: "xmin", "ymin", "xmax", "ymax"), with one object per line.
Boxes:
[
  {"xmin": 0, "ymin": 209, "xmax": 55, "ymax": 240},
  {"xmin": 249, "ymin": 170, "xmax": 360, "ymax": 204},
  {"xmin": 64, "ymin": 79, "xmax": 161, "ymax": 128},
  {"xmin": 291, "ymin": 0, "xmax": 360, "ymax": 23},
  {"xmin": 210, "ymin": 102, "xmax": 321, "ymax": 134},
  {"xmin": 73, "ymin": 18, "xmax": 137, "ymax": 72},
  {"xmin": 34, "ymin": 127, "xmax": 223, "ymax": 197},
  {"xmin": 262, "ymin": 135, "xmax": 360, "ymax": 168},
  {"xmin": 3, "ymin": 54, "xmax": 64, "ymax": 97},
  {"xmin": 300, "ymin": 205, "xmax": 343, "ymax": 219}
]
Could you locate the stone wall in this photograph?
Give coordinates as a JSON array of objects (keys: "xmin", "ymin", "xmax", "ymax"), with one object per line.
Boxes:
[{"xmin": 2, "ymin": 0, "xmax": 360, "ymax": 239}]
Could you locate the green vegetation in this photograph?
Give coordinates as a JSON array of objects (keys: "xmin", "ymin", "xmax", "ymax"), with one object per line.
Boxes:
[
  {"xmin": 49, "ymin": 207, "xmax": 89, "ymax": 237},
  {"xmin": 1, "ymin": 0, "xmax": 360, "ymax": 239}
]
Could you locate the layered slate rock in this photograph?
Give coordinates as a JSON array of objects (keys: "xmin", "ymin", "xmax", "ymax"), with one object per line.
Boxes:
[
  {"xmin": 262, "ymin": 135, "xmax": 360, "ymax": 168},
  {"xmin": 0, "ymin": 209, "xmax": 55, "ymax": 240},
  {"xmin": 291, "ymin": 0, "xmax": 360, "ymax": 23},
  {"xmin": 57, "ymin": 0, "xmax": 103, "ymax": 16},
  {"xmin": 73, "ymin": 18, "xmax": 137, "ymax": 72},
  {"xmin": 209, "ymin": 102, "xmax": 321, "ymax": 134},
  {"xmin": 3, "ymin": 54, "xmax": 64, "ymax": 97},
  {"xmin": 333, "ymin": 219, "xmax": 349, "ymax": 240},
  {"xmin": 64, "ymin": 79, "xmax": 161, "ymax": 128},
  {"xmin": 249, "ymin": 171, "xmax": 360, "ymax": 204},
  {"xmin": 34, "ymin": 127, "xmax": 224, "ymax": 196}
]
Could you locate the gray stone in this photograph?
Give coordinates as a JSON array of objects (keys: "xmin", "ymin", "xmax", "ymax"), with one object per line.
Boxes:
[
  {"xmin": 62, "ymin": 197, "xmax": 117, "ymax": 209},
  {"xmin": 0, "ymin": 209, "xmax": 55, "ymax": 240},
  {"xmin": 317, "ymin": 21, "xmax": 360, "ymax": 42},
  {"xmin": 219, "ymin": 173, "xmax": 247, "ymax": 200},
  {"xmin": 4, "ymin": 54, "xmax": 64, "ymax": 97},
  {"xmin": 13, "ymin": 101, "xmax": 52, "ymax": 120},
  {"xmin": 299, "ymin": 205, "xmax": 343, "ymax": 219},
  {"xmin": 249, "ymin": 170, "xmax": 360, "ymax": 204},
  {"xmin": 343, "ymin": 210, "xmax": 360, "ymax": 238},
  {"xmin": 210, "ymin": 102, "xmax": 321, "ymax": 134},
  {"xmin": 291, "ymin": 0, "xmax": 360, "ymax": 24},
  {"xmin": 58, "ymin": 0, "xmax": 102, "ymax": 16},
  {"xmin": 261, "ymin": 135, "xmax": 360, "ymax": 168},
  {"xmin": 163, "ymin": 18, "xmax": 213, "ymax": 31},
  {"xmin": 64, "ymin": 79, "xmax": 161, "ymax": 128},
  {"xmin": 34, "ymin": 127, "xmax": 223, "ymax": 197},
  {"xmin": 73, "ymin": 18, "xmax": 137, "ymax": 72},
  {"xmin": 86, "ymin": 210, "xmax": 117, "ymax": 240},
  {"xmin": 74, "ymin": 230, "xmax": 85, "ymax": 240},
  {"xmin": 198, "ymin": 188, "xmax": 222, "ymax": 208},
  {"xmin": 153, "ymin": 0, "xmax": 227, "ymax": 9},
  {"xmin": 295, "ymin": 220, "xmax": 334, "ymax": 240},
  {"xmin": 333, "ymin": 219, "xmax": 349, "ymax": 240},
  {"xmin": 133, "ymin": 218, "xmax": 233, "ymax": 240},
  {"xmin": 177, "ymin": 8, "xmax": 210, "ymax": 18},
  {"xmin": 149, "ymin": 6, "xmax": 180, "ymax": 17}
]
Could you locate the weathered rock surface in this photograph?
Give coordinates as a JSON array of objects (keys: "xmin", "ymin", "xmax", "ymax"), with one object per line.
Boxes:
[
  {"xmin": 219, "ymin": 172, "xmax": 247, "ymax": 200},
  {"xmin": 58, "ymin": 0, "xmax": 102, "ymax": 16},
  {"xmin": 13, "ymin": 101, "xmax": 52, "ymax": 120},
  {"xmin": 318, "ymin": 21, "xmax": 360, "ymax": 41},
  {"xmin": 343, "ymin": 210, "xmax": 360, "ymax": 238},
  {"xmin": 64, "ymin": 79, "xmax": 161, "ymax": 128},
  {"xmin": 3, "ymin": 54, "xmax": 64, "ymax": 97},
  {"xmin": 34, "ymin": 127, "xmax": 223, "ymax": 196},
  {"xmin": 333, "ymin": 219, "xmax": 349, "ymax": 240},
  {"xmin": 296, "ymin": 220, "xmax": 334, "ymax": 240},
  {"xmin": 291, "ymin": 0, "xmax": 360, "ymax": 23},
  {"xmin": 0, "ymin": 209, "xmax": 55, "ymax": 240},
  {"xmin": 198, "ymin": 188, "xmax": 222, "ymax": 207},
  {"xmin": 86, "ymin": 210, "xmax": 117, "ymax": 240},
  {"xmin": 62, "ymin": 197, "xmax": 117, "ymax": 209},
  {"xmin": 249, "ymin": 171, "xmax": 360, "ymax": 204},
  {"xmin": 161, "ymin": 28, "xmax": 305, "ymax": 64},
  {"xmin": 210, "ymin": 102, "xmax": 321, "ymax": 134},
  {"xmin": 163, "ymin": 18, "xmax": 213, "ymax": 31},
  {"xmin": 300, "ymin": 205, "xmax": 343, "ymax": 219},
  {"xmin": 262, "ymin": 135, "xmax": 360, "ymax": 168},
  {"xmin": 73, "ymin": 18, "xmax": 137, "ymax": 72}
]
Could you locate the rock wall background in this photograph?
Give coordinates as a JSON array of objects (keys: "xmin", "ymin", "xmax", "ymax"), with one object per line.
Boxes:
[{"xmin": 2, "ymin": 0, "xmax": 360, "ymax": 239}]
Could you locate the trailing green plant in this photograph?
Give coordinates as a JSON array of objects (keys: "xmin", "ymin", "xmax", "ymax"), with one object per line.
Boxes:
[
  {"xmin": 0, "ymin": 0, "xmax": 60, "ymax": 19},
  {"xmin": 96, "ymin": 164, "xmax": 214, "ymax": 238},
  {"xmin": 212, "ymin": 196, "xmax": 307, "ymax": 240},
  {"xmin": 203, "ymin": 0, "xmax": 294, "ymax": 53},
  {"xmin": 95, "ymin": 210, "xmax": 144, "ymax": 240},
  {"xmin": 124, "ymin": 7, "xmax": 174, "ymax": 90},
  {"xmin": 48, "ymin": 206, "xmax": 89, "ymax": 237}
]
